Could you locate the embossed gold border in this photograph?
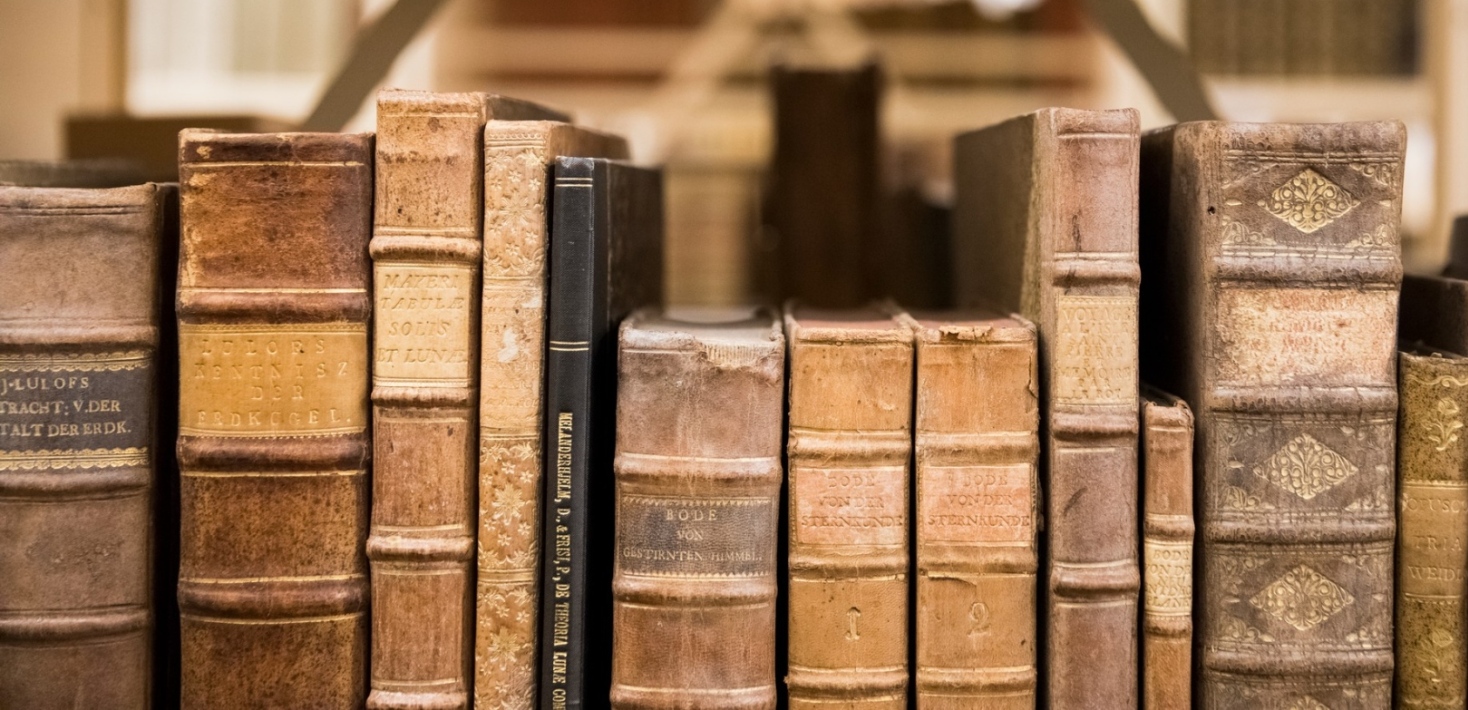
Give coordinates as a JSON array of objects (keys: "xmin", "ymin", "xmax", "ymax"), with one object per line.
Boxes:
[
  {"xmin": 0, "ymin": 351, "xmax": 149, "ymax": 372},
  {"xmin": 0, "ymin": 447, "xmax": 149, "ymax": 471}
]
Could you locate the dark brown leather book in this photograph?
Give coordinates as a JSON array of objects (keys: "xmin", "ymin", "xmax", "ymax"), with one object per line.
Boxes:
[
  {"xmin": 1403, "ymin": 274, "xmax": 1468, "ymax": 355},
  {"xmin": 369, "ymin": 89, "xmax": 563, "ymax": 710},
  {"xmin": 785, "ymin": 305, "xmax": 912, "ymax": 710},
  {"xmin": 953, "ymin": 107, "xmax": 1141, "ymax": 710},
  {"xmin": 1441, "ymin": 216, "xmax": 1468, "ymax": 280},
  {"xmin": 764, "ymin": 63, "xmax": 882, "ymax": 307},
  {"xmin": 0, "ymin": 184, "xmax": 167, "ymax": 709},
  {"xmin": 176, "ymin": 130, "xmax": 373, "ymax": 709},
  {"xmin": 1140, "ymin": 120, "xmax": 1404, "ymax": 709},
  {"xmin": 909, "ymin": 310, "xmax": 1039, "ymax": 709},
  {"xmin": 1140, "ymin": 387, "xmax": 1194, "ymax": 710},
  {"xmin": 1396, "ymin": 347, "xmax": 1468, "ymax": 710},
  {"xmin": 610, "ymin": 308, "xmax": 784, "ymax": 710},
  {"xmin": 478, "ymin": 121, "xmax": 627, "ymax": 710}
]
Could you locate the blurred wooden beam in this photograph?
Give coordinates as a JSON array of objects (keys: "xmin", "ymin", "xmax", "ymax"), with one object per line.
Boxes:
[
  {"xmin": 301, "ymin": 0, "xmax": 450, "ymax": 131},
  {"xmin": 1083, "ymin": 0, "xmax": 1216, "ymax": 121}
]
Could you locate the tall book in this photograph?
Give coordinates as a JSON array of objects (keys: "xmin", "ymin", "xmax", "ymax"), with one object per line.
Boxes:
[
  {"xmin": 1139, "ymin": 120, "xmax": 1404, "ymax": 708},
  {"xmin": 0, "ymin": 184, "xmax": 168, "ymax": 708},
  {"xmin": 1396, "ymin": 347, "xmax": 1468, "ymax": 710},
  {"xmin": 784, "ymin": 305, "xmax": 912, "ymax": 709},
  {"xmin": 370, "ymin": 89, "xmax": 564, "ymax": 710},
  {"xmin": 764, "ymin": 63, "xmax": 882, "ymax": 307},
  {"xmin": 1140, "ymin": 388, "xmax": 1194, "ymax": 710},
  {"xmin": 952, "ymin": 107, "xmax": 1141, "ymax": 710},
  {"xmin": 909, "ymin": 310, "xmax": 1039, "ymax": 708},
  {"xmin": 176, "ymin": 131, "xmax": 373, "ymax": 708},
  {"xmin": 610, "ymin": 308, "xmax": 785, "ymax": 710},
  {"xmin": 538, "ymin": 157, "xmax": 663, "ymax": 710},
  {"xmin": 478, "ymin": 121, "xmax": 628, "ymax": 710}
]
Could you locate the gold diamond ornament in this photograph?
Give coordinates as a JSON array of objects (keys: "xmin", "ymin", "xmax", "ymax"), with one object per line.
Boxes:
[
  {"xmin": 1250, "ymin": 564, "xmax": 1354, "ymax": 631},
  {"xmin": 1260, "ymin": 168, "xmax": 1359, "ymax": 233},
  {"xmin": 1253, "ymin": 433, "xmax": 1358, "ymax": 500}
]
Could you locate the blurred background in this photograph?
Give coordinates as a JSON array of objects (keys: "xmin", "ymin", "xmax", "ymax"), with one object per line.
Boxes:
[{"xmin": 1, "ymin": 0, "xmax": 1461, "ymax": 303}]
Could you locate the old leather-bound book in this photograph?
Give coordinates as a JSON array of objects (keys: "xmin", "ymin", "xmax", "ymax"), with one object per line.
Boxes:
[
  {"xmin": 370, "ymin": 89, "xmax": 564, "ymax": 710},
  {"xmin": 0, "ymin": 184, "xmax": 167, "ymax": 709},
  {"xmin": 538, "ymin": 157, "xmax": 663, "ymax": 710},
  {"xmin": 610, "ymin": 308, "xmax": 784, "ymax": 710},
  {"xmin": 909, "ymin": 310, "xmax": 1039, "ymax": 709},
  {"xmin": 479, "ymin": 121, "xmax": 627, "ymax": 710},
  {"xmin": 1395, "ymin": 347, "xmax": 1468, "ymax": 710},
  {"xmin": 1140, "ymin": 387, "xmax": 1194, "ymax": 710},
  {"xmin": 176, "ymin": 130, "xmax": 373, "ymax": 709},
  {"xmin": 0, "ymin": 159, "xmax": 146, "ymax": 187},
  {"xmin": 785, "ymin": 305, "xmax": 913, "ymax": 709},
  {"xmin": 1403, "ymin": 274, "xmax": 1468, "ymax": 355},
  {"xmin": 1139, "ymin": 121, "xmax": 1404, "ymax": 709},
  {"xmin": 952, "ymin": 107, "xmax": 1141, "ymax": 710}
]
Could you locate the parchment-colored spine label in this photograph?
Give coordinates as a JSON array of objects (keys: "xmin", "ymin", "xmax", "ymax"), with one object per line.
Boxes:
[
  {"xmin": 1053, "ymin": 294, "xmax": 1136, "ymax": 405},
  {"xmin": 179, "ymin": 323, "xmax": 367, "ymax": 437},
  {"xmin": 618, "ymin": 494, "xmax": 775, "ymax": 577},
  {"xmin": 1144, "ymin": 537, "xmax": 1192, "ymax": 615},
  {"xmin": 0, "ymin": 351, "xmax": 151, "ymax": 470},
  {"xmin": 374, "ymin": 261, "xmax": 474, "ymax": 388},
  {"xmin": 919, "ymin": 463, "xmax": 1033, "ymax": 544},
  {"xmin": 793, "ymin": 465, "xmax": 906, "ymax": 547}
]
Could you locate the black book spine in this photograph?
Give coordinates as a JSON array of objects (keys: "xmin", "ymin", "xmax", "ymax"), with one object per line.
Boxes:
[{"xmin": 540, "ymin": 157, "xmax": 602, "ymax": 710}]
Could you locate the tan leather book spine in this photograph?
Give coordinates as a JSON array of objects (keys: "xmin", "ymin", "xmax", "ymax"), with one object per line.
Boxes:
[
  {"xmin": 954, "ymin": 107, "xmax": 1141, "ymax": 710},
  {"xmin": 1140, "ymin": 121, "xmax": 1404, "ymax": 709},
  {"xmin": 1396, "ymin": 349, "xmax": 1468, "ymax": 710},
  {"xmin": 176, "ymin": 130, "xmax": 373, "ymax": 709},
  {"xmin": 909, "ymin": 310, "xmax": 1038, "ymax": 709},
  {"xmin": 0, "ymin": 184, "xmax": 164, "ymax": 709},
  {"xmin": 785, "ymin": 305, "xmax": 912, "ymax": 709},
  {"xmin": 610, "ymin": 308, "xmax": 784, "ymax": 710},
  {"xmin": 476, "ymin": 121, "xmax": 627, "ymax": 710},
  {"xmin": 1140, "ymin": 388, "xmax": 1194, "ymax": 710}
]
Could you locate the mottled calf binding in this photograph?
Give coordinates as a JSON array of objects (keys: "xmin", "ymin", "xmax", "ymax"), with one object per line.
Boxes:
[
  {"xmin": 909, "ymin": 310, "xmax": 1039, "ymax": 709},
  {"xmin": 611, "ymin": 309, "xmax": 784, "ymax": 710},
  {"xmin": 1140, "ymin": 120, "xmax": 1404, "ymax": 709},
  {"xmin": 369, "ymin": 89, "xmax": 563, "ymax": 710},
  {"xmin": 1140, "ymin": 387, "xmax": 1194, "ymax": 710},
  {"xmin": 177, "ymin": 130, "xmax": 374, "ymax": 709},
  {"xmin": 953, "ymin": 107, "xmax": 1141, "ymax": 710},
  {"xmin": 0, "ymin": 183, "xmax": 168, "ymax": 709},
  {"xmin": 784, "ymin": 305, "xmax": 913, "ymax": 710}
]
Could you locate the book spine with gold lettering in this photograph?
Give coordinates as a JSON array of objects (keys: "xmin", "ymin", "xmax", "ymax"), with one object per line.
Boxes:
[
  {"xmin": 368, "ymin": 89, "xmax": 485, "ymax": 710},
  {"xmin": 477, "ymin": 122, "xmax": 627, "ymax": 710},
  {"xmin": 0, "ymin": 184, "xmax": 167, "ymax": 709},
  {"xmin": 610, "ymin": 308, "xmax": 784, "ymax": 710},
  {"xmin": 176, "ymin": 130, "xmax": 373, "ymax": 709},
  {"xmin": 910, "ymin": 310, "xmax": 1038, "ymax": 709},
  {"xmin": 1140, "ymin": 121, "xmax": 1403, "ymax": 709},
  {"xmin": 785, "ymin": 305, "xmax": 913, "ymax": 710},
  {"xmin": 1396, "ymin": 348, "xmax": 1468, "ymax": 710}
]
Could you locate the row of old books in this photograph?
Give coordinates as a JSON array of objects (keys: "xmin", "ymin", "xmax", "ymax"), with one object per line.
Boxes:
[{"xmin": 0, "ymin": 92, "xmax": 1460, "ymax": 710}]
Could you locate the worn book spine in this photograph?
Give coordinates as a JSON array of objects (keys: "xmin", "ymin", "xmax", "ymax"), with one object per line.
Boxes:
[
  {"xmin": 910, "ymin": 311, "xmax": 1039, "ymax": 709},
  {"xmin": 369, "ymin": 90, "xmax": 485, "ymax": 710},
  {"xmin": 0, "ymin": 184, "xmax": 164, "ymax": 709},
  {"xmin": 785, "ymin": 306, "xmax": 912, "ymax": 709},
  {"xmin": 610, "ymin": 309, "xmax": 784, "ymax": 710},
  {"xmin": 477, "ymin": 123, "xmax": 628, "ymax": 710},
  {"xmin": 1395, "ymin": 349, "xmax": 1468, "ymax": 710},
  {"xmin": 1140, "ymin": 121, "xmax": 1404, "ymax": 709},
  {"xmin": 955, "ymin": 108, "xmax": 1142, "ymax": 710},
  {"xmin": 1140, "ymin": 388, "xmax": 1194, "ymax": 710},
  {"xmin": 176, "ymin": 131, "xmax": 373, "ymax": 709}
]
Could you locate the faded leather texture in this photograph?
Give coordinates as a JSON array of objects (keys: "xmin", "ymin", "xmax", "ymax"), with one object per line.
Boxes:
[
  {"xmin": 177, "ymin": 130, "xmax": 373, "ymax": 709},
  {"xmin": 784, "ymin": 306, "xmax": 913, "ymax": 710},
  {"xmin": 371, "ymin": 89, "xmax": 562, "ymax": 710},
  {"xmin": 610, "ymin": 309, "xmax": 784, "ymax": 710},
  {"xmin": 1395, "ymin": 350, "xmax": 1468, "ymax": 710},
  {"xmin": 954, "ymin": 107, "xmax": 1142, "ymax": 710},
  {"xmin": 1140, "ymin": 121, "xmax": 1404, "ymax": 709},
  {"xmin": 477, "ymin": 121, "xmax": 627, "ymax": 710},
  {"xmin": 1140, "ymin": 388, "xmax": 1194, "ymax": 710},
  {"xmin": 0, "ymin": 184, "xmax": 164, "ymax": 709},
  {"xmin": 909, "ymin": 310, "xmax": 1039, "ymax": 709}
]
